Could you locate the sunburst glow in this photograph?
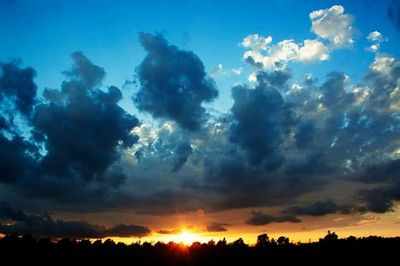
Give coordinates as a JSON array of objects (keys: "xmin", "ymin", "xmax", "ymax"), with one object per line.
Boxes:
[{"xmin": 174, "ymin": 231, "xmax": 199, "ymax": 245}]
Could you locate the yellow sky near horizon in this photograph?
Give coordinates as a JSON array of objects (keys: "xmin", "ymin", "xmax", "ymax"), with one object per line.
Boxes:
[{"xmin": 49, "ymin": 204, "xmax": 400, "ymax": 245}]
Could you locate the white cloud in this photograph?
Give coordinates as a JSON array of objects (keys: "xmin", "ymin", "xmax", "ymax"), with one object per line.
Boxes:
[
  {"xmin": 248, "ymin": 72, "xmax": 257, "ymax": 82},
  {"xmin": 241, "ymin": 34, "xmax": 272, "ymax": 51},
  {"xmin": 370, "ymin": 55, "xmax": 395, "ymax": 74},
  {"xmin": 310, "ymin": 5, "xmax": 354, "ymax": 47},
  {"xmin": 367, "ymin": 31, "xmax": 385, "ymax": 53},
  {"xmin": 231, "ymin": 67, "xmax": 243, "ymax": 75},
  {"xmin": 242, "ymin": 36, "xmax": 329, "ymax": 69},
  {"xmin": 367, "ymin": 31, "xmax": 383, "ymax": 42},
  {"xmin": 298, "ymin": 39, "xmax": 329, "ymax": 61},
  {"xmin": 210, "ymin": 64, "xmax": 243, "ymax": 78},
  {"xmin": 241, "ymin": 5, "xmax": 354, "ymax": 70}
]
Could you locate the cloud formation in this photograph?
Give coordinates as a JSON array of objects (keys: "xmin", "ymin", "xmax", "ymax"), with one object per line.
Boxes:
[
  {"xmin": 367, "ymin": 31, "xmax": 385, "ymax": 52},
  {"xmin": 0, "ymin": 53, "xmax": 143, "ymax": 212},
  {"xmin": 134, "ymin": 33, "xmax": 218, "ymax": 131},
  {"xmin": 0, "ymin": 60, "xmax": 37, "ymax": 115},
  {"xmin": 1, "ymin": 25, "xmax": 400, "ymax": 239},
  {"xmin": 0, "ymin": 61, "xmax": 39, "ymax": 183},
  {"xmin": 33, "ymin": 52, "xmax": 139, "ymax": 183},
  {"xmin": 0, "ymin": 202, "xmax": 150, "ymax": 238},
  {"xmin": 310, "ymin": 5, "xmax": 354, "ymax": 46},
  {"xmin": 242, "ymin": 5, "xmax": 353, "ymax": 70},
  {"xmin": 283, "ymin": 200, "xmax": 353, "ymax": 216},
  {"xmin": 246, "ymin": 211, "xmax": 301, "ymax": 226},
  {"xmin": 229, "ymin": 70, "xmax": 290, "ymax": 167},
  {"xmin": 206, "ymin": 222, "xmax": 229, "ymax": 232}
]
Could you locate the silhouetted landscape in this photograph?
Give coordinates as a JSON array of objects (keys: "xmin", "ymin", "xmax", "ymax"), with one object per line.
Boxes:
[{"xmin": 1, "ymin": 232, "xmax": 399, "ymax": 265}]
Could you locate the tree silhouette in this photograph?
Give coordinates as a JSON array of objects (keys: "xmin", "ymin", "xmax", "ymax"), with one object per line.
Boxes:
[
  {"xmin": 322, "ymin": 230, "xmax": 339, "ymax": 242},
  {"xmin": 0, "ymin": 232, "xmax": 399, "ymax": 265},
  {"xmin": 256, "ymin": 233, "xmax": 269, "ymax": 248},
  {"xmin": 277, "ymin": 236, "xmax": 290, "ymax": 246}
]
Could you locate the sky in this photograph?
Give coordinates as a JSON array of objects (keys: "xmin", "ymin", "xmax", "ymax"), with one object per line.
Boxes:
[{"xmin": 1, "ymin": 0, "xmax": 400, "ymax": 244}]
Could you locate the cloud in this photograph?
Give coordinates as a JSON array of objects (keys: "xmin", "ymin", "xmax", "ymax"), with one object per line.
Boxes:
[
  {"xmin": 241, "ymin": 34, "xmax": 272, "ymax": 51},
  {"xmin": 367, "ymin": 31, "xmax": 383, "ymax": 43},
  {"xmin": 357, "ymin": 159, "xmax": 400, "ymax": 213},
  {"xmin": 283, "ymin": 200, "xmax": 353, "ymax": 216},
  {"xmin": 172, "ymin": 142, "xmax": 193, "ymax": 172},
  {"xmin": 206, "ymin": 222, "xmax": 229, "ymax": 232},
  {"xmin": 0, "ymin": 134, "xmax": 38, "ymax": 183},
  {"xmin": 105, "ymin": 224, "xmax": 151, "ymax": 238},
  {"xmin": 2, "ymin": 29, "xmax": 400, "ymax": 224},
  {"xmin": 0, "ymin": 60, "xmax": 37, "ymax": 115},
  {"xmin": 134, "ymin": 33, "xmax": 218, "ymax": 131},
  {"xmin": 132, "ymin": 121, "xmax": 194, "ymax": 172},
  {"xmin": 320, "ymin": 72, "xmax": 353, "ymax": 108},
  {"xmin": 388, "ymin": 0, "xmax": 400, "ymax": 31},
  {"xmin": 310, "ymin": 5, "xmax": 354, "ymax": 47},
  {"xmin": 246, "ymin": 211, "xmax": 301, "ymax": 226},
  {"xmin": 229, "ymin": 70, "xmax": 290, "ymax": 167},
  {"xmin": 298, "ymin": 39, "xmax": 329, "ymax": 61},
  {"xmin": 242, "ymin": 37, "xmax": 301, "ymax": 69},
  {"xmin": 0, "ymin": 60, "xmax": 39, "ymax": 184},
  {"xmin": 369, "ymin": 55, "xmax": 395, "ymax": 75},
  {"xmin": 0, "ymin": 52, "xmax": 144, "ymax": 213},
  {"xmin": 32, "ymin": 51, "xmax": 139, "ymax": 182},
  {"xmin": 367, "ymin": 31, "xmax": 385, "ymax": 52},
  {"xmin": 359, "ymin": 187, "xmax": 399, "ymax": 213},
  {"xmin": 242, "ymin": 5, "xmax": 353, "ymax": 70},
  {"xmin": 243, "ymin": 37, "xmax": 329, "ymax": 69},
  {"xmin": 0, "ymin": 202, "xmax": 150, "ymax": 238},
  {"xmin": 210, "ymin": 64, "xmax": 242, "ymax": 78},
  {"xmin": 156, "ymin": 229, "xmax": 181, "ymax": 235}
]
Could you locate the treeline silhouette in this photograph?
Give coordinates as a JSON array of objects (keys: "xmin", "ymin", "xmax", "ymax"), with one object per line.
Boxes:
[{"xmin": 0, "ymin": 231, "xmax": 399, "ymax": 265}]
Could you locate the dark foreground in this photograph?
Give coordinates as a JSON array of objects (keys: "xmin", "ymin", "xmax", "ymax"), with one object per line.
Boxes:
[{"xmin": 1, "ymin": 233, "xmax": 399, "ymax": 265}]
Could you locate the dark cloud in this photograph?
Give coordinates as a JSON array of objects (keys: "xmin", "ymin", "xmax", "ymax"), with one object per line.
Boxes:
[
  {"xmin": 206, "ymin": 222, "xmax": 229, "ymax": 232},
  {"xmin": 33, "ymin": 52, "xmax": 139, "ymax": 182},
  {"xmin": 350, "ymin": 57, "xmax": 400, "ymax": 213},
  {"xmin": 105, "ymin": 224, "xmax": 151, "ymax": 238},
  {"xmin": 0, "ymin": 60, "xmax": 39, "ymax": 184},
  {"xmin": 134, "ymin": 123, "xmax": 195, "ymax": 172},
  {"xmin": 0, "ymin": 52, "xmax": 143, "ymax": 214},
  {"xmin": 359, "ymin": 187, "xmax": 397, "ymax": 213},
  {"xmin": 201, "ymin": 71, "xmax": 329, "ymax": 212},
  {"xmin": 356, "ymin": 158, "xmax": 400, "ymax": 184},
  {"xmin": 357, "ymin": 159, "xmax": 400, "ymax": 213},
  {"xmin": 172, "ymin": 142, "xmax": 192, "ymax": 172},
  {"xmin": 0, "ymin": 134, "xmax": 38, "ymax": 183},
  {"xmin": 320, "ymin": 72, "xmax": 354, "ymax": 109},
  {"xmin": 229, "ymin": 70, "xmax": 290, "ymax": 168},
  {"xmin": 2, "ymin": 31, "xmax": 400, "ymax": 227},
  {"xmin": 134, "ymin": 33, "xmax": 218, "ymax": 131},
  {"xmin": 0, "ymin": 60, "xmax": 37, "ymax": 115},
  {"xmin": 283, "ymin": 200, "xmax": 353, "ymax": 216},
  {"xmin": 156, "ymin": 229, "xmax": 181, "ymax": 235},
  {"xmin": 246, "ymin": 211, "xmax": 301, "ymax": 226},
  {"xmin": 388, "ymin": 0, "xmax": 400, "ymax": 31},
  {"xmin": 0, "ymin": 202, "xmax": 27, "ymax": 221},
  {"xmin": 295, "ymin": 120, "xmax": 314, "ymax": 149},
  {"xmin": 0, "ymin": 202, "xmax": 150, "ymax": 238}
]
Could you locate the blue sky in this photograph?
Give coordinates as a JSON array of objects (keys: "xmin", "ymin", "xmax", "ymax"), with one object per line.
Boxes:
[
  {"xmin": 1, "ymin": 0, "xmax": 400, "ymax": 241},
  {"xmin": 1, "ymin": 0, "xmax": 399, "ymax": 113}
]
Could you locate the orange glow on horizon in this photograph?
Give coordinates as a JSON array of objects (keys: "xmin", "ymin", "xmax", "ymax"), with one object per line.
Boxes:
[{"xmin": 174, "ymin": 231, "xmax": 198, "ymax": 245}]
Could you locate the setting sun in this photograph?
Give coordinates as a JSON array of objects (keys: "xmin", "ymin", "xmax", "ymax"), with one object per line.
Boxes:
[{"xmin": 174, "ymin": 231, "xmax": 199, "ymax": 245}]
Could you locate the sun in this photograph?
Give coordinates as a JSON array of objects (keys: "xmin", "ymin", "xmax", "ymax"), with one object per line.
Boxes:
[{"xmin": 174, "ymin": 231, "xmax": 198, "ymax": 245}]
